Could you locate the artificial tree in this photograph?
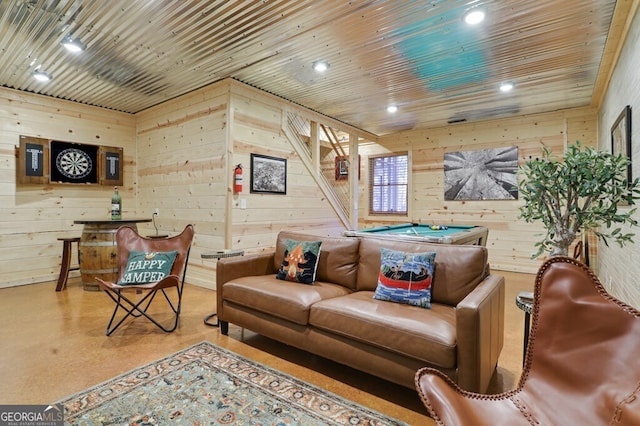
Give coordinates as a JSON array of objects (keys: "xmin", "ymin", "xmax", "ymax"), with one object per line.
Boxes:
[{"xmin": 518, "ymin": 142, "xmax": 640, "ymax": 258}]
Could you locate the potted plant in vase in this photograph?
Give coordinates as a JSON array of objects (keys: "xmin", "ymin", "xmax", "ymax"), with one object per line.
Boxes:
[{"xmin": 518, "ymin": 142, "xmax": 640, "ymax": 258}]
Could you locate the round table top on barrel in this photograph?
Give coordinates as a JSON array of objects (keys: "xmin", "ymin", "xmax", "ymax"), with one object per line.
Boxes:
[{"xmin": 74, "ymin": 218, "xmax": 152, "ymax": 225}]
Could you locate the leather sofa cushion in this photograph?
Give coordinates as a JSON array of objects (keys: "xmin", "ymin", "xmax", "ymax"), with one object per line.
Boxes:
[
  {"xmin": 309, "ymin": 292, "xmax": 457, "ymax": 368},
  {"xmin": 357, "ymin": 238, "xmax": 489, "ymax": 306},
  {"xmin": 222, "ymin": 275, "xmax": 351, "ymax": 325},
  {"xmin": 275, "ymin": 231, "xmax": 360, "ymax": 290}
]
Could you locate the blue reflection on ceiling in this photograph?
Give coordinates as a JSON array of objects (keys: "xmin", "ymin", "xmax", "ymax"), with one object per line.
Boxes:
[{"xmin": 395, "ymin": 5, "xmax": 488, "ymax": 92}]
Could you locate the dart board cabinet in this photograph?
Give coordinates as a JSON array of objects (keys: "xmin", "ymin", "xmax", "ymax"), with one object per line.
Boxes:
[{"xmin": 17, "ymin": 135, "xmax": 123, "ymax": 186}]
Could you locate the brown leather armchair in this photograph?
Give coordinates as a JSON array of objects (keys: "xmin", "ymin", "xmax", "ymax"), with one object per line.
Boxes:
[{"xmin": 415, "ymin": 256, "xmax": 640, "ymax": 425}]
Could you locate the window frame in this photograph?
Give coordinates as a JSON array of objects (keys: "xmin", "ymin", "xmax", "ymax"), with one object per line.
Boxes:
[{"xmin": 367, "ymin": 151, "xmax": 409, "ymax": 216}]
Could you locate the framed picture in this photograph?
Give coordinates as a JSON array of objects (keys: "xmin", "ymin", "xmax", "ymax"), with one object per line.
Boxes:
[
  {"xmin": 335, "ymin": 155, "xmax": 361, "ymax": 181},
  {"xmin": 444, "ymin": 146, "xmax": 519, "ymax": 200},
  {"xmin": 611, "ymin": 105, "xmax": 632, "ymax": 186},
  {"xmin": 250, "ymin": 153, "xmax": 287, "ymax": 194},
  {"xmin": 335, "ymin": 156, "xmax": 349, "ymax": 181}
]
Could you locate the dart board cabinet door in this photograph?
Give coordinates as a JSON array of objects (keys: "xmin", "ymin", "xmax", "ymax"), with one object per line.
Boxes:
[{"xmin": 17, "ymin": 135, "xmax": 49, "ymax": 184}]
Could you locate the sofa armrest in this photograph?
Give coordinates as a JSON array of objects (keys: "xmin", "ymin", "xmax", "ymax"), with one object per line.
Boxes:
[
  {"xmin": 455, "ymin": 274, "xmax": 505, "ymax": 392},
  {"xmin": 216, "ymin": 253, "xmax": 276, "ymax": 320}
]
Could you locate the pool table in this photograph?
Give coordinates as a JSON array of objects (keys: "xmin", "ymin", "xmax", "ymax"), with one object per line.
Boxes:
[{"xmin": 343, "ymin": 223, "xmax": 489, "ymax": 246}]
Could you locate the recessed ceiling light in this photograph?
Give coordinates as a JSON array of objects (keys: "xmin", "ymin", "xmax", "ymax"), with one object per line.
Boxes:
[
  {"xmin": 312, "ymin": 61, "xmax": 329, "ymax": 72},
  {"xmin": 62, "ymin": 37, "xmax": 85, "ymax": 53},
  {"xmin": 32, "ymin": 70, "xmax": 52, "ymax": 82},
  {"xmin": 464, "ymin": 9, "xmax": 485, "ymax": 25},
  {"xmin": 500, "ymin": 82, "xmax": 514, "ymax": 92},
  {"xmin": 387, "ymin": 105, "xmax": 398, "ymax": 113}
]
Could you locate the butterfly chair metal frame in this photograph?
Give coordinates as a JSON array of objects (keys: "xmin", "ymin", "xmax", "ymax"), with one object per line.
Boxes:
[
  {"xmin": 415, "ymin": 256, "xmax": 640, "ymax": 425},
  {"xmin": 95, "ymin": 224, "xmax": 194, "ymax": 336}
]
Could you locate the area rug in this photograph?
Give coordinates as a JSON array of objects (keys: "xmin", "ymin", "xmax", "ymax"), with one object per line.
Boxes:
[{"xmin": 58, "ymin": 341, "xmax": 407, "ymax": 425}]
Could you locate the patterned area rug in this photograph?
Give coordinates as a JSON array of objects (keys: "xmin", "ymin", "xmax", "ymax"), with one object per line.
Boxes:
[{"xmin": 58, "ymin": 341, "xmax": 407, "ymax": 425}]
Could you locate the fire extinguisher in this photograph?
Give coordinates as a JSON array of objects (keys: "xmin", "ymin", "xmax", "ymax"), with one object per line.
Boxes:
[{"xmin": 234, "ymin": 164, "xmax": 243, "ymax": 193}]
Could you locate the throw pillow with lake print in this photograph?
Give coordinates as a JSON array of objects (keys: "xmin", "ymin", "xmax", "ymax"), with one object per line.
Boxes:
[
  {"xmin": 275, "ymin": 239, "xmax": 322, "ymax": 284},
  {"xmin": 373, "ymin": 247, "xmax": 436, "ymax": 308},
  {"xmin": 118, "ymin": 250, "xmax": 178, "ymax": 285}
]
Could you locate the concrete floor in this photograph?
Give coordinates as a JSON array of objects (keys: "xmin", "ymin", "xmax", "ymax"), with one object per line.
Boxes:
[{"xmin": 0, "ymin": 270, "xmax": 533, "ymax": 425}]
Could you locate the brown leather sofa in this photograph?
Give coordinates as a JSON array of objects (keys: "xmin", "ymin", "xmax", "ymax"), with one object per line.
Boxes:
[{"xmin": 216, "ymin": 231, "xmax": 505, "ymax": 392}]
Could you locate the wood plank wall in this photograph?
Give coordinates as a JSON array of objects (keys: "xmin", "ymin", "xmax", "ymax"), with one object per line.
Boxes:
[
  {"xmin": 229, "ymin": 81, "xmax": 346, "ymax": 246},
  {"xmin": 135, "ymin": 80, "xmax": 230, "ymax": 289},
  {"xmin": 358, "ymin": 107, "xmax": 598, "ymax": 274},
  {"xmin": 0, "ymin": 79, "xmax": 362, "ymax": 289},
  {"xmin": 0, "ymin": 79, "xmax": 609, "ymax": 289},
  {"xmin": 597, "ymin": 5, "xmax": 640, "ymax": 309},
  {"xmin": 134, "ymin": 80, "xmax": 348, "ymax": 289},
  {"xmin": 0, "ymin": 87, "xmax": 136, "ymax": 288}
]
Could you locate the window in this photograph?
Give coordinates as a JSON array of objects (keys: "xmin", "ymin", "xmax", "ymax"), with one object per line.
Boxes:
[{"xmin": 369, "ymin": 152, "xmax": 408, "ymax": 215}]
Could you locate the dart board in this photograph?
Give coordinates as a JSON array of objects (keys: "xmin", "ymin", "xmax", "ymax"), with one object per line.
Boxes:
[
  {"xmin": 56, "ymin": 148, "xmax": 92, "ymax": 179},
  {"xmin": 50, "ymin": 141, "xmax": 98, "ymax": 183}
]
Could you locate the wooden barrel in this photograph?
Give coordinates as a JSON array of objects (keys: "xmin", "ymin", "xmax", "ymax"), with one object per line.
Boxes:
[{"xmin": 78, "ymin": 224, "xmax": 122, "ymax": 291}]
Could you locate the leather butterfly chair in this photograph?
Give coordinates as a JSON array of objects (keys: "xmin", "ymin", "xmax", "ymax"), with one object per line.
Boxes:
[
  {"xmin": 95, "ymin": 224, "xmax": 194, "ymax": 336},
  {"xmin": 415, "ymin": 256, "xmax": 640, "ymax": 425}
]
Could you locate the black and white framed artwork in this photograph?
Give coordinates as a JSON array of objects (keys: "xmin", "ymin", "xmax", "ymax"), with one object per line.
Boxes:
[
  {"xmin": 250, "ymin": 153, "xmax": 287, "ymax": 194},
  {"xmin": 444, "ymin": 146, "xmax": 518, "ymax": 201}
]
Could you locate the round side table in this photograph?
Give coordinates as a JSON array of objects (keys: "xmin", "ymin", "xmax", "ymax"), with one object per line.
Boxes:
[
  {"xmin": 201, "ymin": 249, "xmax": 245, "ymax": 326},
  {"xmin": 516, "ymin": 291, "xmax": 534, "ymax": 366}
]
